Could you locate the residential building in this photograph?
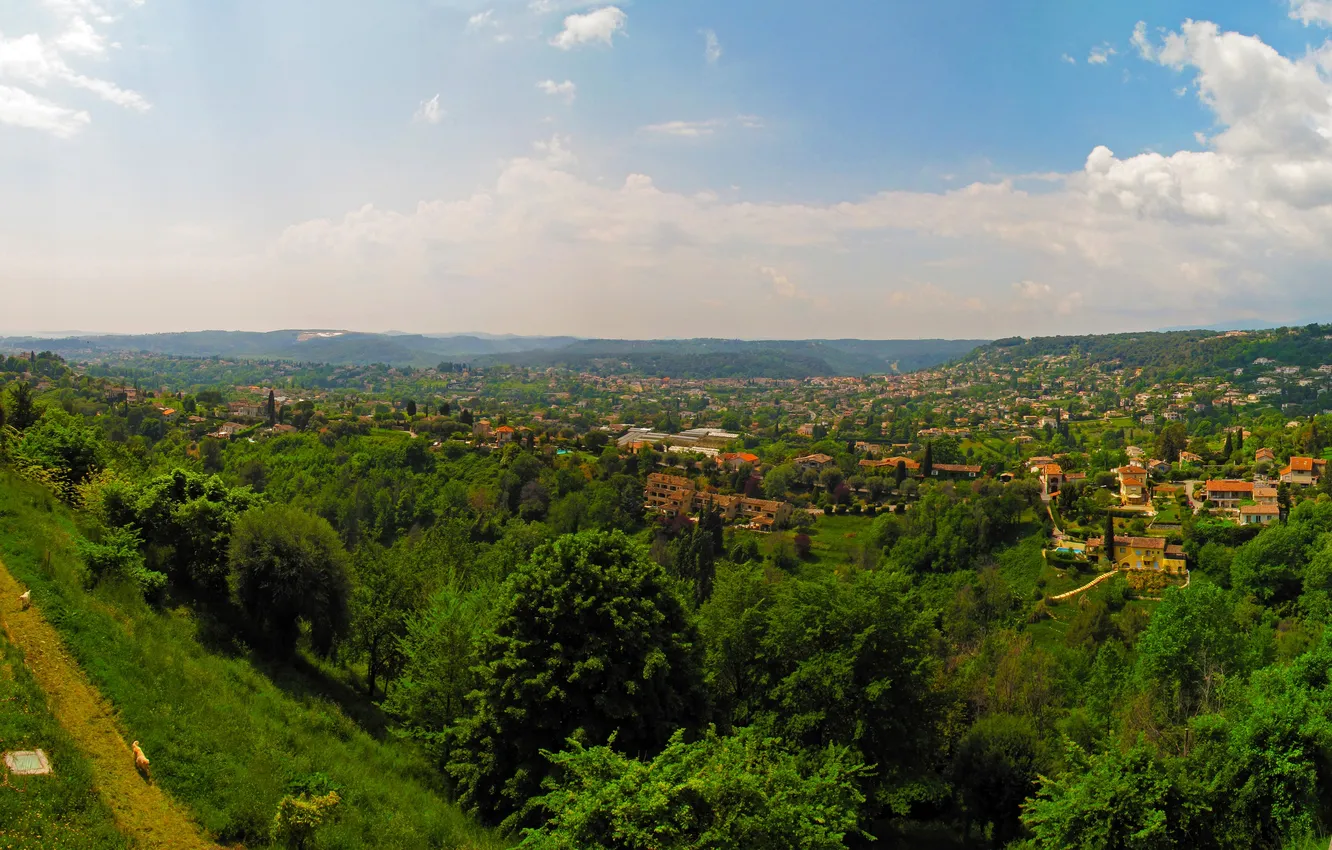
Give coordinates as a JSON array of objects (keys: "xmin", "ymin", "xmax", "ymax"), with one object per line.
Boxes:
[
  {"xmin": 1117, "ymin": 464, "xmax": 1149, "ymax": 505},
  {"xmin": 646, "ymin": 473, "xmax": 793, "ymax": 528},
  {"xmin": 933, "ymin": 463, "xmax": 982, "ymax": 480},
  {"xmin": 1280, "ymin": 456, "xmax": 1326, "ymax": 486},
  {"xmin": 1039, "ymin": 463, "xmax": 1064, "ymax": 499},
  {"xmin": 718, "ymin": 452, "xmax": 760, "ymax": 470},
  {"xmin": 859, "ymin": 456, "xmax": 919, "ymax": 473},
  {"xmin": 1256, "ymin": 447, "xmax": 1276, "ymax": 463},
  {"xmin": 794, "ymin": 453, "xmax": 836, "ymax": 472},
  {"xmin": 1205, "ymin": 479, "xmax": 1254, "ymax": 509},
  {"xmin": 1240, "ymin": 504, "xmax": 1280, "ymax": 526},
  {"xmin": 1179, "ymin": 451, "xmax": 1203, "ymax": 464},
  {"xmin": 1254, "ymin": 486, "xmax": 1279, "ymax": 505},
  {"xmin": 1086, "ymin": 536, "xmax": 1187, "ymax": 573},
  {"xmin": 495, "ymin": 425, "xmax": 516, "ymax": 444},
  {"xmin": 645, "ymin": 473, "xmax": 695, "ymax": 517},
  {"xmin": 212, "ymin": 422, "xmax": 246, "ymax": 438}
]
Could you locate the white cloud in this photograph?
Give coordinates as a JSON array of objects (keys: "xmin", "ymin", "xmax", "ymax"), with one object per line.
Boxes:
[
  {"xmin": 1060, "ymin": 53, "xmax": 1076, "ymax": 64},
  {"xmin": 0, "ymin": 29, "xmax": 149, "ymax": 130},
  {"xmin": 736, "ymin": 114, "xmax": 764, "ymax": 129},
  {"xmin": 1130, "ymin": 21, "xmax": 1154, "ymax": 59},
  {"xmin": 466, "ymin": 10, "xmax": 497, "ymax": 30},
  {"xmin": 0, "ymin": 83, "xmax": 89, "ymax": 137},
  {"xmin": 1290, "ymin": 0, "xmax": 1332, "ymax": 26},
  {"xmin": 54, "ymin": 17, "xmax": 106, "ymax": 56},
  {"xmin": 536, "ymin": 78, "xmax": 576, "ymax": 103},
  {"xmin": 550, "ymin": 6, "xmax": 626, "ymax": 49},
  {"xmin": 1012, "ymin": 280, "xmax": 1051, "ymax": 299},
  {"xmin": 413, "ymin": 94, "xmax": 443, "ymax": 124},
  {"xmin": 703, "ymin": 29, "xmax": 721, "ymax": 64},
  {"xmin": 532, "ymin": 133, "xmax": 575, "ymax": 166},
  {"xmin": 1088, "ymin": 42, "xmax": 1117, "ymax": 64},
  {"xmin": 641, "ymin": 119, "xmax": 723, "ymax": 137}
]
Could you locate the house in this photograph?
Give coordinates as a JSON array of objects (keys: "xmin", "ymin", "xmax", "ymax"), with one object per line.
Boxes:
[
  {"xmin": 269, "ymin": 423, "xmax": 297, "ymax": 435},
  {"xmin": 796, "ymin": 423, "xmax": 817, "ymax": 437},
  {"xmin": 1178, "ymin": 451, "xmax": 1203, "ymax": 464},
  {"xmin": 794, "ymin": 453, "xmax": 836, "ymax": 472},
  {"xmin": 473, "ymin": 419, "xmax": 493, "ymax": 439},
  {"xmin": 1144, "ymin": 459, "xmax": 1172, "ymax": 476},
  {"xmin": 1141, "ymin": 414, "xmax": 1157, "ymax": 427},
  {"xmin": 212, "ymin": 422, "xmax": 246, "ymax": 438},
  {"xmin": 1280, "ymin": 456, "xmax": 1326, "ymax": 486},
  {"xmin": 933, "ymin": 463, "xmax": 982, "ymax": 480},
  {"xmin": 718, "ymin": 452, "xmax": 760, "ymax": 471},
  {"xmin": 1117, "ymin": 464, "xmax": 1149, "ymax": 505},
  {"xmin": 1125, "ymin": 446, "xmax": 1146, "ymax": 460},
  {"xmin": 1039, "ymin": 463, "xmax": 1064, "ymax": 498},
  {"xmin": 1086, "ymin": 535, "xmax": 1187, "ymax": 573},
  {"xmin": 1205, "ymin": 479, "xmax": 1254, "ymax": 509},
  {"xmin": 1027, "ymin": 456, "xmax": 1055, "ymax": 473},
  {"xmin": 859, "ymin": 456, "xmax": 919, "ymax": 473},
  {"xmin": 1255, "ymin": 447, "xmax": 1276, "ymax": 463},
  {"xmin": 1254, "ymin": 486, "xmax": 1279, "ymax": 505},
  {"xmin": 495, "ymin": 425, "xmax": 516, "ymax": 444},
  {"xmin": 1240, "ymin": 504, "xmax": 1280, "ymax": 526}
]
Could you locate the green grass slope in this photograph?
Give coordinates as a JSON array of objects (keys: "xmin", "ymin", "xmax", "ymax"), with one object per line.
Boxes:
[
  {"xmin": 0, "ymin": 612, "xmax": 127, "ymax": 850},
  {"xmin": 0, "ymin": 473, "xmax": 503, "ymax": 850}
]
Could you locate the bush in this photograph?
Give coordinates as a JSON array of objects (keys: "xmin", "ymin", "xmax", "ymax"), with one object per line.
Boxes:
[{"xmin": 76, "ymin": 526, "xmax": 166, "ymax": 595}]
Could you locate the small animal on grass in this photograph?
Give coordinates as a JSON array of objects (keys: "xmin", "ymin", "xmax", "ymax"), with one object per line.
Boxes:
[
  {"xmin": 18, "ymin": 590, "xmax": 30, "ymax": 611},
  {"xmin": 132, "ymin": 741, "xmax": 151, "ymax": 779}
]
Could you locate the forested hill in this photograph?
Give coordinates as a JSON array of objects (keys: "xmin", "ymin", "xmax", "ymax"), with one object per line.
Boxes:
[
  {"xmin": 968, "ymin": 325, "xmax": 1332, "ymax": 376},
  {"xmin": 0, "ymin": 331, "xmax": 578, "ymax": 369},
  {"xmin": 0, "ymin": 332, "xmax": 987, "ymax": 377},
  {"xmin": 488, "ymin": 338, "xmax": 988, "ymax": 377}
]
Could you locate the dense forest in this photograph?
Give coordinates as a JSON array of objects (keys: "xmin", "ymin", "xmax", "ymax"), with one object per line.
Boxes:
[{"xmin": 5, "ymin": 352, "xmax": 1332, "ymax": 848}]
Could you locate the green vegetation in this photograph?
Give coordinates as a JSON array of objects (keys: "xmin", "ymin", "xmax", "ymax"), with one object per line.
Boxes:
[
  {"xmin": 0, "ymin": 472, "xmax": 501, "ymax": 850},
  {"xmin": 0, "ymin": 612, "xmax": 127, "ymax": 850}
]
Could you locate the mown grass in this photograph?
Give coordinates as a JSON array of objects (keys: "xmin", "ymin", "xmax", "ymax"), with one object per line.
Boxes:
[
  {"xmin": 0, "ymin": 614, "xmax": 127, "ymax": 850},
  {"xmin": 0, "ymin": 473, "xmax": 504, "ymax": 850}
]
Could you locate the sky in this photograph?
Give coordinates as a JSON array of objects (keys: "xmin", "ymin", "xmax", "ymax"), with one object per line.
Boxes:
[{"xmin": 7, "ymin": 1, "xmax": 1332, "ymax": 339}]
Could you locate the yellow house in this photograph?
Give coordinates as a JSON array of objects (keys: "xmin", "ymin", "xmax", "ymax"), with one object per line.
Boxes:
[{"xmin": 1087, "ymin": 535, "xmax": 1187, "ymax": 574}]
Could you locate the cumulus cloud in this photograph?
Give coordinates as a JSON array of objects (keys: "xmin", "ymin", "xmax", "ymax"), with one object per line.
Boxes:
[
  {"xmin": 703, "ymin": 29, "xmax": 721, "ymax": 63},
  {"xmin": 1060, "ymin": 53, "xmax": 1076, "ymax": 64},
  {"xmin": 1290, "ymin": 0, "xmax": 1332, "ymax": 26},
  {"xmin": 1088, "ymin": 42, "xmax": 1117, "ymax": 64},
  {"xmin": 413, "ymin": 94, "xmax": 443, "ymax": 124},
  {"xmin": 1013, "ymin": 280, "xmax": 1051, "ymax": 299},
  {"xmin": 537, "ymin": 78, "xmax": 576, "ymax": 103},
  {"xmin": 550, "ymin": 6, "xmax": 626, "ymax": 49}
]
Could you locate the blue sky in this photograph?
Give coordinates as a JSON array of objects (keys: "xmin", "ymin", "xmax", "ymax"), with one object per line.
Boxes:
[{"xmin": 6, "ymin": 0, "xmax": 1332, "ymax": 338}]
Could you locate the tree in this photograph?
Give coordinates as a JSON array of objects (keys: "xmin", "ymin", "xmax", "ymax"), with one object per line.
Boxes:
[
  {"xmin": 406, "ymin": 399, "xmax": 417, "ymax": 417},
  {"xmin": 921, "ymin": 442, "xmax": 934, "ymax": 479},
  {"xmin": 6, "ymin": 381, "xmax": 38, "ymax": 431},
  {"xmin": 1104, "ymin": 512, "xmax": 1116, "ymax": 565},
  {"xmin": 1134, "ymin": 583, "xmax": 1243, "ymax": 721},
  {"xmin": 200, "ymin": 437, "xmax": 224, "ymax": 472},
  {"xmin": 1154, "ymin": 423, "xmax": 1188, "ymax": 464},
  {"xmin": 1021, "ymin": 742, "xmax": 1204, "ymax": 849},
  {"xmin": 895, "ymin": 459, "xmax": 908, "ymax": 488},
  {"xmin": 348, "ymin": 543, "xmax": 422, "ymax": 699},
  {"xmin": 952, "ymin": 714, "xmax": 1048, "ymax": 845},
  {"xmin": 448, "ymin": 531, "xmax": 708, "ymax": 828},
  {"xmin": 519, "ymin": 727, "xmax": 868, "ymax": 850},
  {"xmin": 267, "ymin": 390, "xmax": 277, "ymax": 427},
  {"xmin": 229, "ymin": 504, "xmax": 351, "ymax": 657},
  {"xmin": 14, "ymin": 407, "xmax": 102, "ymax": 489}
]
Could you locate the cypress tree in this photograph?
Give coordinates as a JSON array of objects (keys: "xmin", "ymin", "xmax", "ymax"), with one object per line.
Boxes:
[
  {"xmin": 922, "ymin": 442, "xmax": 934, "ymax": 479},
  {"xmin": 1104, "ymin": 512, "xmax": 1116, "ymax": 565}
]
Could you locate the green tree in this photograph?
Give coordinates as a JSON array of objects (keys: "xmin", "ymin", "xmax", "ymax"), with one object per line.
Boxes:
[
  {"xmin": 229, "ymin": 504, "xmax": 351, "ymax": 657},
  {"xmin": 14, "ymin": 407, "xmax": 102, "ymax": 490},
  {"xmin": 6, "ymin": 381, "xmax": 38, "ymax": 430},
  {"xmin": 1104, "ymin": 511, "xmax": 1117, "ymax": 564},
  {"xmin": 348, "ymin": 542, "xmax": 422, "ymax": 699},
  {"xmin": 921, "ymin": 442, "xmax": 934, "ymax": 479},
  {"xmin": 951, "ymin": 713, "xmax": 1048, "ymax": 845},
  {"xmin": 1021, "ymin": 741, "xmax": 1204, "ymax": 849},
  {"xmin": 1134, "ymin": 583, "xmax": 1243, "ymax": 722},
  {"xmin": 519, "ymin": 727, "xmax": 868, "ymax": 850},
  {"xmin": 406, "ymin": 399, "xmax": 417, "ymax": 417},
  {"xmin": 448, "ymin": 531, "xmax": 709, "ymax": 827}
]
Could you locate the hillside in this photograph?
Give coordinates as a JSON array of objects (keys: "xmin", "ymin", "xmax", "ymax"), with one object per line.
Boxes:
[
  {"xmin": 971, "ymin": 325, "xmax": 1332, "ymax": 376},
  {"xmin": 0, "ymin": 473, "xmax": 501, "ymax": 850},
  {"xmin": 0, "ymin": 331, "xmax": 986, "ymax": 377}
]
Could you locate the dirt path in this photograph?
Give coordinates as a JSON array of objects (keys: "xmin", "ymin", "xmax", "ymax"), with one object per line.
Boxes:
[
  {"xmin": 0, "ymin": 558, "xmax": 219, "ymax": 850},
  {"xmin": 1050, "ymin": 568, "xmax": 1120, "ymax": 601}
]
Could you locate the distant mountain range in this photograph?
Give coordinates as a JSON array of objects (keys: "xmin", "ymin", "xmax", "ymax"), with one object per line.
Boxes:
[{"xmin": 0, "ymin": 331, "xmax": 989, "ymax": 377}]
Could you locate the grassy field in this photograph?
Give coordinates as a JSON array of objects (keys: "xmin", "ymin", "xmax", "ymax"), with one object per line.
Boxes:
[
  {"xmin": 0, "ymin": 618, "xmax": 128, "ymax": 850},
  {"xmin": 732, "ymin": 512, "xmax": 881, "ymax": 570},
  {"xmin": 0, "ymin": 473, "xmax": 502, "ymax": 850}
]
